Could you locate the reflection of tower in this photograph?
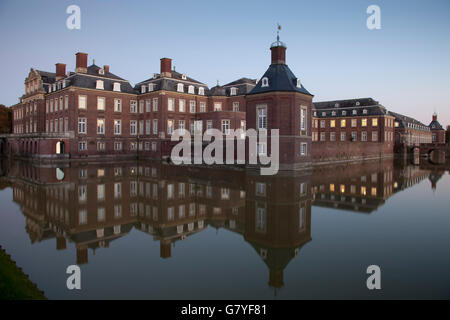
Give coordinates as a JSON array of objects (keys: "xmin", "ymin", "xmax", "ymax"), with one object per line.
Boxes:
[
  {"xmin": 56, "ymin": 236, "xmax": 66, "ymax": 250},
  {"xmin": 244, "ymin": 171, "xmax": 312, "ymax": 295},
  {"xmin": 76, "ymin": 246, "xmax": 88, "ymax": 265},
  {"xmin": 428, "ymin": 171, "xmax": 444, "ymax": 191},
  {"xmin": 160, "ymin": 240, "xmax": 171, "ymax": 259}
]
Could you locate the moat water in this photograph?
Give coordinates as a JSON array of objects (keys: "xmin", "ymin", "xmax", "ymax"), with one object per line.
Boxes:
[{"xmin": 0, "ymin": 158, "xmax": 449, "ymax": 299}]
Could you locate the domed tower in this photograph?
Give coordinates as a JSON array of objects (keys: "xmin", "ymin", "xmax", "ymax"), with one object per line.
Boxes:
[
  {"xmin": 246, "ymin": 28, "xmax": 314, "ymax": 170},
  {"xmin": 429, "ymin": 113, "xmax": 445, "ymax": 144}
]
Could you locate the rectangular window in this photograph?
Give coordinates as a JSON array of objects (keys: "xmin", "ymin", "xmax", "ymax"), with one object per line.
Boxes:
[
  {"xmin": 139, "ymin": 120, "xmax": 144, "ymax": 135},
  {"xmin": 167, "ymin": 120, "xmax": 174, "ymax": 134},
  {"xmin": 320, "ymin": 120, "xmax": 325, "ymax": 128},
  {"xmin": 179, "ymin": 99, "xmax": 186, "ymax": 112},
  {"xmin": 153, "ymin": 98, "xmax": 158, "ymax": 111},
  {"xmin": 207, "ymin": 120, "xmax": 213, "ymax": 130},
  {"xmin": 78, "ymin": 95, "xmax": 87, "ymax": 109},
  {"xmin": 300, "ymin": 143, "xmax": 307, "ymax": 156},
  {"xmin": 153, "ymin": 119, "xmax": 158, "ymax": 134},
  {"xmin": 341, "ymin": 119, "xmax": 346, "ymax": 128},
  {"xmin": 362, "ymin": 118, "xmax": 367, "ymax": 127},
  {"xmin": 351, "ymin": 119, "xmax": 357, "ymax": 127},
  {"xmin": 300, "ymin": 107, "xmax": 306, "ymax": 131},
  {"xmin": 97, "ymin": 119, "xmax": 105, "ymax": 134},
  {"xmin": 65, "ymin": 95, "xmax": 69, "ymax": 109},
  {"xmin": 79, "ymin": 141, "xmax": 87, "ymax": 151},
  {"xmin": 341, "ymin": 132, "xmax": 346, "ymax": 141},
  {"xmin": 78, "ymin": 118, "xmax": 86, "ymax": 134},
  {"xmin": 362, "ymin": 131, "xmax": 367, "ymax": 141},
  {"xmin": 320, "ymin": 132, "xmax": 326, "ymax": 141},
  {"xmin": 130, "ymin": 100, "xmax": 137, "ymax": 113},
  {"xmin": 145, "ymin": 120, "xmax": 151, "ymax": 135},
  {"xmin": 233, "ymin": 102, "xmax": 239, "ymax": 112},
  {"xmin": 97, "ymin": 97, "xmax": 105, "ymax": 111},
  {"xmin": 351, "ymin": 131, "xmax": 357, "ymax": 141},
  {"xmin": 97, "ymin": 142, "xmax": 106, "ymax": 151},
  {"xmin": 130, "ymin": 142, "xmax": 137, "ymax": 150},
  {"xmin": 214, "ymin": 103, "xmax": 222, "ymax": 112},
  {"xmin": 330, "ymin": 120, "xmax": 336, "ymax": 128},
  {"xmin": 372, "ymin": 118, "xmax": 378, "ymax": 127},
  {"xmin": 190, "ymin": 101, "xmax": 196, "ymax": 113},
  {"xmin": 257, "ymin": 106, "xmax": 267, "ymax": 130},
  {"xmin": 114, "ymin": 120, "xmax": 121, "ymax": 135},
  {"xmin": 114, "ymin": 99, "xmax": 122, "ymax": 112},
  {"xmin": 372, "ymin": 131, "xmax": 378, "ymax": 141},
  {"xmin": 222, "ymin": 120, "xmax": 230, "ymax": 135},
  {"xmin": 200, "ymin": 102, "xmax": 206, "ymax": 113},
  {"xmin": 139, "ymin": 101, "xmax": 144, "ymax": 113},
  {"xmin": 179, "ymin": 120, "xmax": 185, "ymax": 131},
  {"xmin": 114, "ymin": 142, "xmax": 122, "ymax": 151},
  {"xmin": 145, "ymin": 100, "xmax": 151, "ymax": 113},
  {"xmin": 168, "ymin": 98, "xmax": 175, "ymax": 112},
  {"xmin": 130, "ymin": 120, "xmax": 137, "ymax": 135},
  {"xmin": 258, "ymin": 143, "xmax": 267, "ymax": 155},
  {"xmin": 330, "ymin": 132, "xmax": 336, "ymax": 141}
]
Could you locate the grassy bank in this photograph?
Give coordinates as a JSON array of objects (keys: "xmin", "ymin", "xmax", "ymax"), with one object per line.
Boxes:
[{"xmin": 0, "ymin": 247, "xmax": 47, "ymax": 300}]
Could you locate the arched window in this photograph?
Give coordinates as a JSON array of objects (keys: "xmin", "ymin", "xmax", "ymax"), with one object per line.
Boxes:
[
  {"xmin": 188, "ymin": 85, "xmax": 195, "ymax": 94},
  {"xmin": 177, "ymin": 83, "xmax": 184, "ymax": 92},
  {"xmin": 198, "ymin": 87, "xmax": 205, "ymax": 95},
  {"xmin": 230, "ymin": 87, "xmax": 237, "ymax": 96},
  {"xmin": 261, "ymin": 77, "xmax": 269, "ymax": 88},
  {"xmin": 296, "ymin": 79, "xmax": 301, "ymax": 88}
]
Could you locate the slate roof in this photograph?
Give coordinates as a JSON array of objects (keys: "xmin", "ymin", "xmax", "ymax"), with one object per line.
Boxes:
[
  {"xmin": 248, "ymin": 64, "xmax": 313, "ymax": 96},
  {"xmin": 429, "ymin": 119, "xmax": 444, "ymax": 130},
  {"xmin": 222, "ymin": 77, "xmax": 257, "ymax": 96},
  {"xmin": 313, "ymin": 98, "xmax": 389, "ymax": 118},
  {"xmin": 388, "ymin": 111, "xmax": 430, "ymax": 130},
  {"xmin": 86, "ymin": 64, "xmax": 126, "ymax": 81}
]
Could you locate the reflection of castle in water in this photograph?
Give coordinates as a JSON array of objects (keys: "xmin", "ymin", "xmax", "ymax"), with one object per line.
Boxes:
[{"xmin": 0, "ymin": 158, "xmax": 440, "ymax": 293}]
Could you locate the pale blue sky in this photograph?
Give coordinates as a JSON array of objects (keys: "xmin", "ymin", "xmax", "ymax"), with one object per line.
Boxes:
[{"xmin": 0, "ymin": 0, "xmax": 449, "ymax": 127}]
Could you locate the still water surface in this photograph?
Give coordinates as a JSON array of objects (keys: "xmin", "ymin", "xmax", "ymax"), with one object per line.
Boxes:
[{"xmin": 0, "ymin": 158, "xmax": 449, "ymax": 299}]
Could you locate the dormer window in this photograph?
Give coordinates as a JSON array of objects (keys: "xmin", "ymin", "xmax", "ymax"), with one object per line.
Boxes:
[
  {"xmin": 177, "ymin": 83, "xmax": 184, "ymax": 92},
  {"xmin": 322, "ymin": 112, "xmax": 326, "ymax": 116},
  {"xmin": 353, "ymin": 109, "xmax": 357, "ymax": 115},
  {"xmin": 332, "ymin": 111, "xmax": 336, "ymax": 116},
  {"xmin": 261, "ymin": 77, "xmax": 269, "ymax": 87},
  {"xmin": 113, "ymin": 82, "xmax": 121, "ymax": 92},
  {"xmin": 96, "ymin": 80, "xmax": 104, "ymax": 90},
  {"xmin": 198, "ymin": 87, "xmax": 205, "ymax": 96},
  {"xmin": 52, "ymin": 84, "xmax": 56, "ymax": 91},
  {"xmin": 313, "ymin": 111, "xmax": 317, "ymax": 116},
  {"xmin": 363, "ymin": 109, "xmax": 368, "ymax": 114},
  {"xmin": 182, "ymin": 74, "xmax": 187, "ymax": 80},
  {"xmin": 356, "ymin": 101, "xmax": 361, "ymax": 106},
  {"xmin": 99, "ymin": 69, "xmax": 105, "ymax": 75},
  {"xmin": 141, "ymin": 85, "xmax": 146, "ymax": 93},
  {"xmin": 335, "ymin": 103, "xmax": 339, "ymax": 108},
  {"xmin": 62, "ymin": 80, "xmax": 66, "ymax": 88},
  {"xmin": 296, "ymin": 79, "xmax": 301, "ymax": 88},
  {"xmin": 57, "ymin": 82, "xmax": 61, "ymax": 90},
  {"xmin": 342, "ymin": 110, "xmax": 347, "ymax": 116},
  {"xmin": 230, "ymin": 87, "xmax": 237, "ymax": 96},
  {"xmin": 188, "ymin": 85, "xmax": 195, "ymax": 94},
  {"xmin": 148, "ymin": 83, "xmax": 154, "ymax": 92},
  {"xmin": 48, "ymin": 86, "xmax": 52, "ymax": 93},
  {"xmin": 153, "ymin": 73, "xmax": 158, "ymax": 79}
]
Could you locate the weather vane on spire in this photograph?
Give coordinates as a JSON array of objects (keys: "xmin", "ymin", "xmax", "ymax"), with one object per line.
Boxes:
[{"xmin": 277, "ymin": 23, "xmax": 281, "ymax": 42}]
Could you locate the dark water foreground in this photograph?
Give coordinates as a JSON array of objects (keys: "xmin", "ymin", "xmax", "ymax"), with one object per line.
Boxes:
[{"xmin": 0, "ymin": 158, "xmax": 449, "ymax": 300}]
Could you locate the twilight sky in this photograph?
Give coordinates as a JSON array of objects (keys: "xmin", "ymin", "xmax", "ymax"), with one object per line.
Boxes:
[{"xmin": 0, "ymin": 0, "xmax": 449, "ymax": 127}]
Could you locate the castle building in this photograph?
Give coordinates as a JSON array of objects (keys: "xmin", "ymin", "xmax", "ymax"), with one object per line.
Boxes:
[{"xmin": 3, "ymin": 36, "xmax": 444, "ymax": 166}]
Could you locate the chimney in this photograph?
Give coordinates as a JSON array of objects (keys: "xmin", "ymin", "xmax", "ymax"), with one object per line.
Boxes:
[
  {"xmin": 55, "ymin": 63, "xmax": 66, "ymax": 80},
  {"xmin": 75, "ymin": 52, "xmax": 88, "ymax": 73},
  {"xmin": 103, "ymin": 65, "xmax": 110, "ymax": 73},
  {"xmin": 432, "ymin": 113, "xmax": 437, "ymax": 122},
  {"xmin": 160, "ymin": 58, "xmax": 172, "ymax": 77},
  {"xmin": 271, "ymin": 45, "xmax": 286, "ymax": 65}
]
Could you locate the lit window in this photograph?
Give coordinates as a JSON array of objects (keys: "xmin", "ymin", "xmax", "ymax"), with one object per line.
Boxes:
[
  {"xmin": 361, "ymin": 118, "xmax": 367, "ymax": 127},
  {"xmin": 214, "ymin": 103, "xmax": 222, "ymax": 111},
  {"xmin": 330, "ymin": 120, "xmax": 336, "ymax": 128},
  {"xmin": 96, "ymin": 80, "xmax": 104, "ymax": 90},
  {"xmin": 341, "ymin": 119, "xmax": 346, "ymax": 127},
  {"xmin": 78, "ymin": 95, "xmax": 87, "ymax": 109},
  {"xmin": 97, "ymin": 119, "xmax": 105, "ymax": 134},
  {"xmin": 372, "ymin": 118, "xmax": 378, "ymax": 127}
]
